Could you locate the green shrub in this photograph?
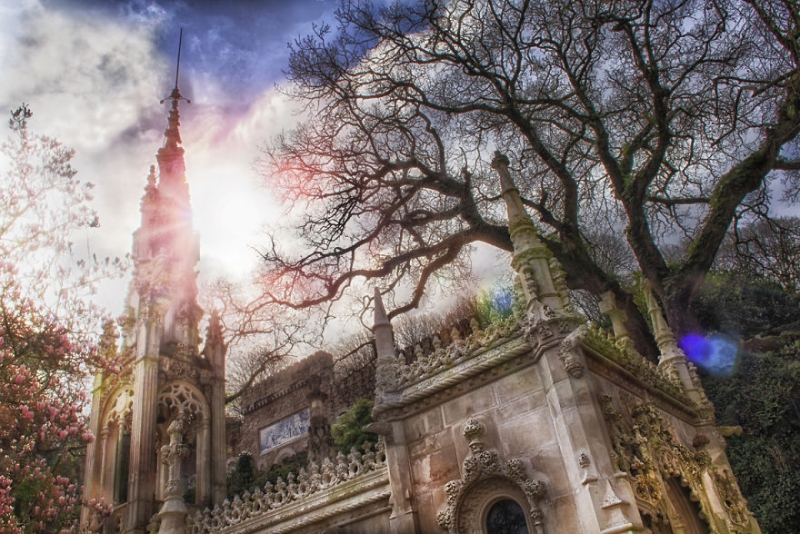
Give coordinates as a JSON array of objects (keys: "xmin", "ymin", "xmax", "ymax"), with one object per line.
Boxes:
[
  {"xmin": 331, "ymin": 398, "xmax": 379, "ymax": 454},
  {"xmin": 692, "ymin": 272, "xmax": 800, "ymax": 338}
]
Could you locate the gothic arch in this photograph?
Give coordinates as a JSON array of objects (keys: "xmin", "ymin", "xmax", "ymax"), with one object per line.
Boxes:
[
  {"xmin": 598, "ymin": 396, "xmax": 735, "ymax": 533},
  {"xmin": 101, "ymin": 384, "xmax": 135, "ymax": 430},
  {"xmin": 157, "ymin": 380, "xmax": 209, "ymax": 422},
  {"xmin": 95, "ymin": 385, "xmax": 135, "ymax": 505},
  {"xmin": 156, "ymin": 381, "xmax": 211, "ymax": 505}
]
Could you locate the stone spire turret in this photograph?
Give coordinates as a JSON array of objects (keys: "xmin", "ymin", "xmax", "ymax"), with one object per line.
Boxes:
[
  {"xmin": 491, "ymin": 152, "xmax": 574, "ymax": 321},
  {"xmin": 372, "ymin": 288, "xmax": 396, "ymax": 403},
  {"xmin": 129, "ymin": 53, "xmax": 201, "ymax": 360},
  {"xmin": 641, "ymin": 280, "xmax": 704, "ymax": 404},
  {"xmin": 83, "ymin": 32, "xmax": 228, "ymax": 534}
]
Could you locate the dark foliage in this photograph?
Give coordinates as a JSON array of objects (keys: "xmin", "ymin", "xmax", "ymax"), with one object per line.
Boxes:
[
  {"xmin": 331, "ymin": 398, "xmax": 379, "ymax": 454},
  {"xmin": 692, "ymin": 272, "xmax": 800, "ymax": 338},
  {"xmin": 702, "ymin": 342, "xmax": 800, "ymax": 534}
]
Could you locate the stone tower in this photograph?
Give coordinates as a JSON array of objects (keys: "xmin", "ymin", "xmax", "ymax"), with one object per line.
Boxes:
[{"xmin": 81, "ymin": 79, "xmax": 227, "ymax": 534}]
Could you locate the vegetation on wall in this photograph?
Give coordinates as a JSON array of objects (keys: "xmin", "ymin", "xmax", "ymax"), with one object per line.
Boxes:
[
  {"xmin": 702, "ymin": 342, "xmax": 800, "ymax": 534},
  {"xmin": 331, "ymin": 399, "xmax": 378, "ymax": 455}
]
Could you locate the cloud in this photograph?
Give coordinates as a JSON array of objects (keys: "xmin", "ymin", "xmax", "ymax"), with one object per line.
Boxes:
[
  {"xmin": 0, "ymin": 3, "xmax": 167, "ymax": 148},
  {"xmin": 0, "ymin": 0, "xmax": 327, "ymax": 315}
]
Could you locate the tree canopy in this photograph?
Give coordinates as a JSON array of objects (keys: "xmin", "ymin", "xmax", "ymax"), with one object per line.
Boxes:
[{"xmin": 258, "ymin": 0, "xmax": 800, "ymax": 356}]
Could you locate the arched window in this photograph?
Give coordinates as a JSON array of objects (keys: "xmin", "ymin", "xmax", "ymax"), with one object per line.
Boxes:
[
  {"xmin": 485, "ymin": 499, "xmax": 530, "ymax": 534},
  {"xmin": 114, "ymin": 428, "xmax": 131, "ymax": 503},
  {"xmin": 157, "ymin": 381, "xmax": 211, "ymax": 505}
]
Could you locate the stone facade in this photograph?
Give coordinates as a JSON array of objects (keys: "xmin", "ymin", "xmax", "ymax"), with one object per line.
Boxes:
[{"xmin": 241, "ymin": 351, "xmax": 336, "ymax": 470}]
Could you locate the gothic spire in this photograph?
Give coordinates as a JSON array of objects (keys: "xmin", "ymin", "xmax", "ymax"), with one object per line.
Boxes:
[
  {"xmin": 491, "ymin": 152, "xmax": 570, "ymax": 315},
  {"xmin": 156, "ymin": 29, "xmax": 191, "ymax": 204}
]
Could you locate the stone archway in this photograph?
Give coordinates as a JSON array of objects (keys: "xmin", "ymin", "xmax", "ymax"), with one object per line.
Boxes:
[
  {"xmin": 156, "ymin": 381, "xmax": 210, "ymax": 505},
  {"xmin": 457, "ymin": 478, "xmax": 533, "ymax": 534},
  {"xmin": 96, "ymin": 385, "xmax": 135, "ymax": 505},
  {"xmin": 437, "ymin": 418, "xmax": 546, "ymax": 534},
  {"xmin": 663, "ymin": 477, "xmax": 710, "ymax": 534}
]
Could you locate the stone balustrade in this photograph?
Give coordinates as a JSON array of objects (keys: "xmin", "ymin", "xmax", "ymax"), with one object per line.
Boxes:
[
  {"xmin": 187, "ymin": 440, "xmax": 387, "ymax": 533},
  {"xmin": 389, "ymin": 316, "xmax": 521, "ymax": 392}
]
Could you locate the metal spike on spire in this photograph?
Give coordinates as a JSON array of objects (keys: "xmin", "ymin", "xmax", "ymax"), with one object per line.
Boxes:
[
  {"xmin": 160, "ymin": 29, "xmax": 192, "ymax": 106},
  {"xmin": 174, "ymin": 28, "xmax": 183, "ymax": 90}
]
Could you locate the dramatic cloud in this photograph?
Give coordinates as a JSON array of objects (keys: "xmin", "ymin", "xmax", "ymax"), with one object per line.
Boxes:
[{"xmin": 0, "ymin": 0, "xmax": 335, "ymax": 314}]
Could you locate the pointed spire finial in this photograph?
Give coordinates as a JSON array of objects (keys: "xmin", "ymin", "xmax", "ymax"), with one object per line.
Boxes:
[
  {"xmin": 160, "ymin": 29, "xmax": 192, "ymax": 106},
  {"xmin": 159, "ymin": 29, "xmax": 191, "ymax": 153},
  {"xmin": 373, "ymin": 287, "xmax": 390, "ymax": 328}
]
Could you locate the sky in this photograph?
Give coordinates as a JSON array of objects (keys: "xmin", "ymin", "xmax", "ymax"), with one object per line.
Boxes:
[{"xmin": 0, "ymin": 0, "xmax": 345, "ymax": 314}]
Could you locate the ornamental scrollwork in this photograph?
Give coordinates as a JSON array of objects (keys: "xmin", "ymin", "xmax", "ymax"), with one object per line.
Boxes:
[
  {"xmin": 437, "ymin": 418, "xmax": 546, "ymax": 534},
  {"xmin": 598, "ymin": 395, "xmax": 754, "ymax": 532}
]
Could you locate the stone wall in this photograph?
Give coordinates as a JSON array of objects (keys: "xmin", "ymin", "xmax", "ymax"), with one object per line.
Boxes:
[
  {"xmin": 402, "ymin": 363, "xmax": 554, "ymax": 533},
  {"xmin": 333, "ymin": 352, "xmax": 376, "ymax": 413},
  {"xmin": 240, "ymin": 351, "xmax": 334, "ymax": 470}
]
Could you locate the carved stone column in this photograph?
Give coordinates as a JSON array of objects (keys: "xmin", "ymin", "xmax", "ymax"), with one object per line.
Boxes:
[
  {"xmin": 98, "ymin": 427, "xmax": 111, "ymax": 497},
  {"xmin": 158, "ymin": 411, "xmax": 190, "ymax": 534},
  {"xmin": 196, "ymin": 418, "xmax": 210, "ymax": 505},
  {"xmin": 206, "ymin": 311, "xmax": 227, "ymax": 507},
  {"xmin": 641, "ymin": 280, "xmax": 702, "ymax": 404},
  {"xmin": 81, "ymin": 372, "xmax": 105, "ymax": 526},
  {"xmin": 493, "ymin": 153, "xmax": 640, "ymax": 532},
  {"xmin": 369, "ymin": 421, "xmax": 419, "ymax": 534},
  {"xmin": 369, "ymin": 289, "xmax": 419, "ymax": 533}
]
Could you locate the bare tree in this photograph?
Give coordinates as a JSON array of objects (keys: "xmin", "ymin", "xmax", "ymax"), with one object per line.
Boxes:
[
  {"xmin": 717, "ymin": 215, "xmax": 800, "ymax": 295},
  {"xmin": 257, "ymin": 0, "xmax": 800, "ymax": 356},
  {"xmin": 202, "ymin": 279, "xmax": 321, "ymax": 409}
]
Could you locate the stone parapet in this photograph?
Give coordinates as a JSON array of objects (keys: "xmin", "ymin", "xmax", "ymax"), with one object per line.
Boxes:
[{"xmin": 188, "ymin": 442, "xmax": 388, "ymax": 534}]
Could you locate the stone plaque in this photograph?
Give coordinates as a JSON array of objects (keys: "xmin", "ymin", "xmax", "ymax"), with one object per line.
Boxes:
[{"xmin": 259, "ymin": 409, "xmax": 311, "ymax": 454}]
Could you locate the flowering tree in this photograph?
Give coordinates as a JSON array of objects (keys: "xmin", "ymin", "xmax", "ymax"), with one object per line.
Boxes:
[{"xmin": 0, "ymin": 105, "xmax": 123, "ymax": 532}]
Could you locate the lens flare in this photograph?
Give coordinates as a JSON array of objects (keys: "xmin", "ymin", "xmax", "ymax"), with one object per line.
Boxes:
[
  {"xmin": 492, "ymin": 289, "xmax": 514, "ymax": 316},
  {"xmin": 679, "ymin": 333, "xmax": 739, "ymax": 376}
]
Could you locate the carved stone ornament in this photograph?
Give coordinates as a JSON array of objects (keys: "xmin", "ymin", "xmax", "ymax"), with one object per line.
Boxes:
[
  {"xmin": 102, "ymin": 385, "xmax": 135, "ymax": 432},
  {"xmin": 387, "ymin": 315, "xmax": 519, "ymax": 392},
  {"xmin": 584, "ymin": 325, "xmax": 689, "ymax": 403},
  {"xmin": 558, "ymin": 324, "xmax": 587, "ymax": 378},
  {"xmin": 158, "ymin": 381, "xmax": 208, "ymax": 434},
  {"xmin": 598, "ymin": 395, "xmax": 754, "ymax": 532},
  {"xmin": 578, "ymin": 453, "xmax": 591, "ymax": 469},
  {"xmin": 713, "ymin": 468, "xmax": 751, "ymax": 530},
  {"xmin": 437, "ymin": 418, "xmax": 546, "ymax": 533}
]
